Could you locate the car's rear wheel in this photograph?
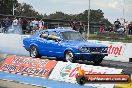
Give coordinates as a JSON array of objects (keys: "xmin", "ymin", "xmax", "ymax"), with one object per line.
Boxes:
[
  {"xmin": 29, "ymin": 46, "xmax": 41, "ymax": 58},
  {"xmin": 64, "ymin": 50, "xmax": 76, "ymax": 63},
  {"xmin": 93, "ymin": 59, "xmax": 103, "ymax": 65}
]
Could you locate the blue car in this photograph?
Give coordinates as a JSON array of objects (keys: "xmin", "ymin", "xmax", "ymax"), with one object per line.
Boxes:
[{"xmin": 23, "ymin": 29, "xmax": 108, "ymax": 64}]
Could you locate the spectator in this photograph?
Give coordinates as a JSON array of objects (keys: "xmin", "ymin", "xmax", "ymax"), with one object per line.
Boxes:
[
  {"xmin": 124, "ymin": 21, "xmax": 129, "ymax": 33},
  {"xmin": 32, "ymin": 18, "xmax": 38, "ymax": 33},
  {"xmin": 114, "ymin": 19, "xmax": 121, "ymax": 31},
  {"xmin": 70, "ymin": 21, "xmax": 77, "ymax": 31},
  {"xmin": 18, "ymin": 18, "xmax": 22, "ymax": 33},
  {"xmin": 38, "ymin": 19, "xmax": 44, "ymax": 31},
  {"xmin": 22, "ymin": 18, "xmax": 28, "ymax": 34},
  {"xmin": 8, "ymin": 17, "xmax": 13, "ymax": 26},
  {"xmin": 99, "ymin": 24, "xmax": 105, "ymax": 32},
  {"xmin": 1, "ymin": 19, "xmax": 6, "ymax": 33},
  {"xmin": 117, "ymin": 25, "xmax": 125, "ymax": 33},
  {"xmin": 12, "ymin": 17, "xmax": 18, "ymax": 33},
  {"xmin": 108, "ymin": 26, "xmax": 113, "ymax": 32},
  {"xmin": 1, "ymin": 17, "xmax": 10, "ymax": 33},
  {"xmin": 26, "ymin": 20, "xmax": 31, "ymax": 33},
  {"xmin": 29, "ymin": 20, "xmax": 33, "ymax": 33},
  {"xmin": 79, "ymin": 25, "xmax": 84, "ymax": 34},
  {"xmin": 72, "ymin": 21, "xmax": 77, "ymax": 31},
  {"xmin": 0, "ymin": 20, "xmax": 1, "ymax": 27},
  {"xmin": 128, "ymin": 22, "xmax": 132, "ymax": 35}
]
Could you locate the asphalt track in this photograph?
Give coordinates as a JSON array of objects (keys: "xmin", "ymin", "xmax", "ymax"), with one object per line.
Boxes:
[
  {"xmin": 0, "ymin": 72, "xmax": 93, "ymax": 88},
  {"xmin": 0, "ymin": 33, "xmax": 132, "ymax": 88}
]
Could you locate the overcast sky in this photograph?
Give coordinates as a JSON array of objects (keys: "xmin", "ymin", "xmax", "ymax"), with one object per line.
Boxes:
[{"xmin": 18, "ymin": 0, "xmax": 132, "ymax": 23}]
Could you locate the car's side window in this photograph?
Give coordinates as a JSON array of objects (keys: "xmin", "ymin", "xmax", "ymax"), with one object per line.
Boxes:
[
  {"xmin": 48, "ymin": 32, "xmax": 60, "ymax": 41},
  {"xmin": 39, "ymin": 32, "xmax": 48, "ymax": 39}
]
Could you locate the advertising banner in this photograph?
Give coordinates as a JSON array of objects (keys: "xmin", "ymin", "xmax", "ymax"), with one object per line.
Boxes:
[
  {"xmin": 89, "ymin": 40, "xmax": 131, "ymax": 62},
  {"xmin": 106, "ymin": 43, "xmax": 125, "ymax": 57},
  {"xmin": 49, "ymin": 62, "xmax": 122, "ymax": 87},
  {"xmin": 103, "ymin": 42, "xmax": 131, "ymax": 62},
  {"xmin": 89, "ymin": 40, "xmax": 126, "ymax": 56},
  {"xmin": 0, "ymin": 55, "xmax": 57, "ymax": 77},
  {"xmin": 95, "ymin": 41, "xmax": 126, "ymax": 57}
]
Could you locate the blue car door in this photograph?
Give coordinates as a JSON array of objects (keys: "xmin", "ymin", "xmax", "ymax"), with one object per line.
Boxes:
[
  {"xmin": 36, "ymin": 32, "xmax": 49, "ymax": 56},
  {"xmin": 46, "ymin": 32, "xmax": 63, "ymax": 57}
]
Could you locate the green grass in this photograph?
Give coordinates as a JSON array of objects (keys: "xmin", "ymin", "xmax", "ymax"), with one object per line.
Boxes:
[{"xmin": 86, "ymin": 34, "xmax": 132, "ymax": 43}]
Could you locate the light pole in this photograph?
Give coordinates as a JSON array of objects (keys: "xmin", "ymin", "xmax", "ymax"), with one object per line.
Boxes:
[
  {"xmin": 123, "ymin": 0, "xmax": 125, "ymax": 23},
  {"xmin": 87, "ymin": 0, "xmax": 90, "ymax": 40},
  {"xmin": 12, "ymin": 0, "xmax": 16, "ymax": 15},
  {"xmin": 13, "ymin": 3, "xmax": 15, "ymax": 15}
]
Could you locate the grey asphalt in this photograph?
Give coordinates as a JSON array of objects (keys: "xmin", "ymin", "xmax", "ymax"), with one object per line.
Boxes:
[{"xmin": 0, "ymin": 80, "xmax": 44, "ymax": 88}]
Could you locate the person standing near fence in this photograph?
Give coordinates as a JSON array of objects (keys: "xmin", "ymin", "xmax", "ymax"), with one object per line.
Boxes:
[
  {"xmin": 18, "ymin": 18, "xmax": 22, "ymax": 34},
  {"xmin": 32, "ymin": 18, "xmax": 38, "ymax": 34},
  {"xmin": 29, "ymin": 20, "xmax": 33, "ymax": 34},
  {"xmin": 1, "ymin": 19, "xmax": 6, "ymax": 33},
  {"xmin": 114, "ymin": 19, "xmax": 121, "ymax": 31},
  {"xmin": 99, "ymin": 24, "xmax": 105, "ymax": 32},
  {"xmin": 22, "ymin": 18, "xmax": 28, "ymax": 34},
  {"xmin": 108, "ymin": 26, "xmax": 113, "ymax": 32},
  {"xmin": 4, "ymin": 17, "xmax": 10, "ymax": 33},
  {"xmin": 38, "ymin": 19, "xmax": 44, "ymax": 31},
  {"xmin": 12, "ymin": 17, "xmax": 18, "ymax": 33},
  {"xmin": 128, "ymin": 22, "xmax": 132, "ymax": 35}
]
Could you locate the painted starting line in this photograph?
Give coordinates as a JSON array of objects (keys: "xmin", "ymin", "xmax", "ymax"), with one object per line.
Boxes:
[{"xmin": 0, "ymin": 72, "xmax": 94, "ymax": 88}]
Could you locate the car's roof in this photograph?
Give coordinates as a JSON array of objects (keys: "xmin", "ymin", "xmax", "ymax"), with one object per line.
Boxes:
[
  {"xmin": 44, "ymin": 28, "xmax": 76, "ymax": 33},
  {"xmin": 33, "ymin": 28, "xmax": 77, "ymax": 37}
]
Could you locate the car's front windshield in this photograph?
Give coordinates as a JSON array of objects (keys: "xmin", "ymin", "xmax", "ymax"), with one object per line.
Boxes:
[{"xmin": 61, "ymin": 31, "xmax": 85, "ymax": 41}]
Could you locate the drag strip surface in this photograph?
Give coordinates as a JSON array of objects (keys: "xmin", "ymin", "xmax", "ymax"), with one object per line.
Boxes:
[
  {"xmin": 0, "ymin": 72, "xmax": 93, "ymax": 88},
  {"xmin": 0, "ymin": 80, "xmax": 44, "ymax": 88}
]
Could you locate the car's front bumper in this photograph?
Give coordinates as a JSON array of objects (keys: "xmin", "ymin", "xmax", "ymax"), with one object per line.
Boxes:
[{"xmin": 75, "ymin": 52, "xmax": 108, "ymax": 61}]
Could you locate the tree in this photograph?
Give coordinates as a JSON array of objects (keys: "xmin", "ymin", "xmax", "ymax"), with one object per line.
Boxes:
[
  {"xmin": 47, "ymin": 10, "xmax": 111, "ymax": 26},
  {"xmin": 48, "ymin": 11, "xmax": 72, "ymax": 20},
  {"xmin": 0, "ymin": 0, "xmax": 18, "ymax": 15},
  {"xmin": 16, "ymin": 3, "xmax": 41, "ymax": 17},
  {"xmin": 72, "ymin": 9, "xmax": 104, "ymax": 22}
]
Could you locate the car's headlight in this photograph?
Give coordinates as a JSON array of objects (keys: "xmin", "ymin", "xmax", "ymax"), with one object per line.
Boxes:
[
  {"xmin": 79, "ymin": 47, "xmax": 90, "ymax": 52},
  {"xmin": 101, "ymin": 47, "xmax": 108, "ymax": 52}
]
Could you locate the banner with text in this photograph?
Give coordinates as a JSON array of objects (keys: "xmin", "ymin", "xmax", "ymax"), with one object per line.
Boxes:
[
  {"xmin": 89, "ymin": 40, "xmax": 130, "ymax": 62},
  {"xmin": 49, "ymin": 62, "xmax": 122, "ymax": 88},
  {"xmin": 0, "ymin": 55, "xmax": 57, "ymax": 77}
]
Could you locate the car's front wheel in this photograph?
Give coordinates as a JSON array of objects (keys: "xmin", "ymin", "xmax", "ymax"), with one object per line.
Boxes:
[
  {"xmin": 29, "ymin": 46, "xmax": 41, "ymax": 58},
  {"xmin": 64, "ymin": 50, "xmax": 76, "ymax": 63}
]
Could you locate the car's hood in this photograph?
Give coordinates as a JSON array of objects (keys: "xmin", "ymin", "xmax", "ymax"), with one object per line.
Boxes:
[{"xmin": 61, "ymin": 40, "xmax": 106, "ymax": 48}]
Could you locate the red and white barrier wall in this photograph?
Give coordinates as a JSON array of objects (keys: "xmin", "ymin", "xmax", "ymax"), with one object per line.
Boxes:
[
  {"xmin": 49, "ymin": 61, "xmax": 122, "ymax": 88},
  {"xmin": 0, "ymin": 55, "xmax": 123, "ymax": 88},
  {"xmin": 0, "ymin": 55, "xmax": 57, "ymax": 78}
]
